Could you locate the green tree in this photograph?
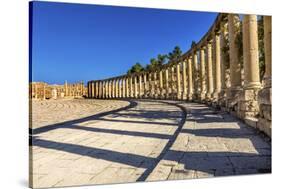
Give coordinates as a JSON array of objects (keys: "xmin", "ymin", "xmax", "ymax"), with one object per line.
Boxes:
[
  {"xmin": 191, "ymin": 41, "xmax": 196, "ymax": 48},
  {"xmin": 168, "ymin": 46, "xmax": 182, "ymax": 64},
  {"xmin": 127, "ymin": 62, "xmax": 144, "ymax": 74}
]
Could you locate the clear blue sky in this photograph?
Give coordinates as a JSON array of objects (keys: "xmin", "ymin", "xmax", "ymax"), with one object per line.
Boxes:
[{"xmin": 31, "ymin": 1, "xmax": 218, "ymax": 85}]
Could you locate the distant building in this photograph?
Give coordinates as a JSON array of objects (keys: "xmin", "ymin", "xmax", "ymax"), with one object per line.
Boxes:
[{"xmin": 29, "ymin": 81, "xmax": 87, "ymax": 100}]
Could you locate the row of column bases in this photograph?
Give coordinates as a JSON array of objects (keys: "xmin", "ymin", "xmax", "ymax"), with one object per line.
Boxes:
[{"xmin": 87, "ymin": 14, "xmax": 272, "ymax": 137}]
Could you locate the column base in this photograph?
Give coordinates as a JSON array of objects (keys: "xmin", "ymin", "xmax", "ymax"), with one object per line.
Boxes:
[
  {"xmin": 226, "ymin": 87, "xmax": 242, "ymax": 115},
  {"xmin": 218, "ymin": 89, "xmax": 227, "ymax": 107},
  {"xmin": 181, "ymin": 93, "xmax": 187, "ymax": 100},
  {"xmin": 187, "ymin": 94, "xmax": 193, "ymax": 101},
  {"xmin": 237, "ymin": 88, "xmax": 260, "ymax": 119},
  {"xmin": 199, "ymin": 92, "xmax": 206, "ymax": 102}
]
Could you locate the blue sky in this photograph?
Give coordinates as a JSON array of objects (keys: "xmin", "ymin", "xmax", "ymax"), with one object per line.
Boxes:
[{"xmin": 31, "ymin": 1, "xmax": 218, "ymax": 85}]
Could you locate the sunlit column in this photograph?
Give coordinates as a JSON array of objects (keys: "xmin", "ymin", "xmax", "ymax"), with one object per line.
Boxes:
[
  {"xmin": 193, "ymin": 51, "xmax": 199, "ymax": 99},
  {"xmin": 153, "ymin": 72, "xmax": 158, "ymax": 98},
  {"xmin": 171, "ymin": 66, "xmax": 175, "ymax": 99},
  {"xmin": 242, "ymin": 15, "xmax": 261, "ymax": 89},
  {"xmin": 134, "ymin": 75, "xmax": 138, "ymax": 98},
  {"xmin": 129, "ymin": 76, "xmax": 133, "ymax": 98},
  {"xmin": 206, "ymin": 41, "xmax": 214, "ymax": 100},
  {"xmin": 176, "ymin": 63, "xmax": 181, "ymax": 99},
  {"xmin": 139, "ymin": 74, "xmax": 142, "ymax": 98},
  {"xmin": 125, "ymin": 77, "xmax": 129, "ymax": 98},
  {"xmin": 119, "ymin": 78, "xmax": 122, "ymax": 98},
  {"xmin": 187, "ymin": 57, "xmax": 193, "ymax": 100},
  {"xmin": 220, "ymin": 22, "xmax": 227, "ymax": 98},
  {"xmin": 200, "ymin": 47, "xmax": 206, "ymax": 100},
  {"xmin": 99, "ymin": 81, "xmax": 103, "ymax": 99},
  {"xmin": 228, "ymin": 14, "xmax": 242, "ymax": 89},
  {"xmin": 165, "ymin": 68, "xmax": 169, "ymax": 99},
  {"xmin": 182, "ymin": 60, "xmax": 187, "ymax": 100},
  {"xmin": 143, "ymin": 73, "xmax": 147, "ymax": 97},
  {"xmin": 213, "ymin": 32, "xmax": 222, "ymax": 99},
  {"xmin": 115, "ymin": 79, "xmax": 119, "ymax": 98},
  {"xmin": 159, "ymin": 70, "xmax": 164, "ymax": 98}
]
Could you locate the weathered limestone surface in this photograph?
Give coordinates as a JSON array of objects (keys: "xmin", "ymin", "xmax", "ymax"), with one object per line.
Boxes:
[
  {"xmin": 31, "ymin": 99, "xmax": 271, "ymax": 188},
  {"xmin": 31, "ymin": 99, "xmax": 130, "ymax": 129}
]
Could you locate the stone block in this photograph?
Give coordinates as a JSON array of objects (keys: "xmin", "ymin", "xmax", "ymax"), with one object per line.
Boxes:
[
  {"xmin": 244, "ymin": 117, "xmax": 258, "ymax": 128},
  {"xmin": 239, "ymin": 89, "xmax": 259, "ymax": 101},
  {"xmin": 257, "ymin": 118, "xmax": 272, "ymax": 137},
  {"xmin": 260, "ymin": 104, "xmax": 272, "ymax": 121},
  {"xmin": 258, "ymin": 88, "xmax": 272, "ymax": 105}
]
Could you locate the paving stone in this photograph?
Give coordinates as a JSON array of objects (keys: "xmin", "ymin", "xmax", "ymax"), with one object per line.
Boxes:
[{"xmin": 30, "ymin": 99, "xmax": 271, "ymax": 188}]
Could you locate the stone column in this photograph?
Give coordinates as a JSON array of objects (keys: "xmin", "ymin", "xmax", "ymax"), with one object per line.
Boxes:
[
  {"xmin": 257, "ymin": 16, "xmax": 272, "ymax": 137},
  {"xmin": 206, "ymin": 41, "xmax": 214, "ymax": 100},
  {"xmin": 88, "ymin": 82, "xmax": 92, "ymax": 98},
  {"xmin": 105, "ymin": 81, "xmax": 108, "ymax": 99},
  {"xmin": 213, "ymin": 32, "xmax": 222, "ymax": 100},
  {"xmin": 219, "ymin": 21, "xmax": 228, "ymax": 106},
  {"xmin": 143, "ymin": 73, "xmax": 147, "ymax": 98},
  {"xmin": 171, "ymin": 66, "xmax": 175, "ymax": 99},
  {"xmin": 119, "ymin": 78, "xmax": 122, "ymax": 98},
  {"xmin": 111, "ymin": 79, "xmax": 115, "ymax": 98},
  {"xmin": 227, "ymin": 14, "xmax": 242, "ymax": 108},
  {"xmin": 182, "ymin": 60, "xmax": 187, "ymax": 100},
  {"xmin": 200, "ymin": 47, "xmax": 206, "ymax": 100},
  {"xmin": 121, "ymin": 77, "xmax": 123, "ymax": 98},
  {"xmin": 193, "ymin": 51, "xmax": 199, "ymax": 100},
  {"xmin": 92, "ymin": 82, "xmax": 95, "ymax": 98},
  {"xmin": 149, "ymin": 73, "xmax": 153, "ymax": 98},
  {"xmin": 94, "ymin": 81, "xmax": 96, "ymax": 98},
  {"xmin": 187, "ymin": 57, "xmax": 193, "ymax": 100},
  {"xmin": 159, "ymin": 70, "xmax": 164, "ymax": 98},
  {"xmin": 238, "ymin": 15, "xmax": 261, "ymax": 119},
  {"xmin": 125, "ymin": 77, "xmax": 129, "ymax": 98},
  {"xmin": 153, "ymin": 72, "xmax": 158, "ymax": 98},
  {"xmin": 176, "ymin": 63, "xmax": 181, "ymax": 100},
  {"xmin": 129, "ymin": 76, "xmax": 133, "ymax": 98},
  {"xmin": 165, "ymin": 68, "xmax": 169, "ymax": 99},
  {"xmin": 99, "ymin": 81, "xmax": 103, "ymax": 99},
  {"xmin": 134, "ymin": 75, "xmax": 138, "ymax": 98},
  {"xmin": 115, "ymin": 79, "xmax": 119, "ymax": 98},
  {"xmin": 108, "ymin": 80, "xmax": 110, "ymax": 98},
  {"xmin": 139, "ymin": 74, "xmax": 142, "ymax": 98},
  {"xmin": 243, "ymin": 15, "xmax": 261, "ymax": 89},
  {"xmin": 103, "ymin": 81, "xmax": 106, "ymax": 99}
]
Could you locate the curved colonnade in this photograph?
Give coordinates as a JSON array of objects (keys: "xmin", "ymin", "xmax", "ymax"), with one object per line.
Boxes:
[{"xmin": 87, "ymin": 13, "xmax": 272, "ymax": 137}]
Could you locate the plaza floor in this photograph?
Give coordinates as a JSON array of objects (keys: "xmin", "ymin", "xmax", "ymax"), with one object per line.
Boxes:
[{"xmin": 30, "ymin": 99, "xmax": 271, "ymax": 188}]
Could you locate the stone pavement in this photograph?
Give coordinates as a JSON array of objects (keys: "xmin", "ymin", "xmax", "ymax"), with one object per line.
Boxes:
[
  {"xmin": 30, "ymin": 99, "xmax": 271, "ymax": 188},
  {"xmin": 31, "ymin": 99, "xmax": 130, "ymax": 129}
]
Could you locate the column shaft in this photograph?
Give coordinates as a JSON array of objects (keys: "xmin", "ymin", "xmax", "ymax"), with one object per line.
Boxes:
[
  {"xmin": 176, "ymin": 63, "xmax": 181, "ymax": 99},
  {"xmin": 207, "ymin": 42, "xmax": 214, "ymax": 99},
  {"xmin": 165, "ymin": 68, "xmax": 169, "ymax": 99},
  {"xmin": 188, "ymin": 57, "xmax": 193, "ymax": 100},
  {"xmin": 200, "ymin": 47, "xmax": 206, "ymax": 100},
  {"xmin": 182, "ymin": 60, "xmax": 187, "ymax": 100},
  {"xmin": 214, "ymin": 33, "xmax": 222, "ymax": 97},
  {"xmin": 159, "ymin": 70, "xmax": 163, "ymax": 98},
  {"xmin": 154, "ymin": 72, "xmax": 158, "ymax": 98},
  {"xmin": 193, "ymin": 52, "xmax": 199, "ymax": 98},
  {"xmin": 139, "ymin": 75, "xmax": 142, "ymax": 98},
  {"xmin": 228, "ymin": 14, "xmax": 242, "ymax": 88},
  {"xmin": 242, "ymin": 15, "xmax": 260, "ymax": 89},
  {"xmin": 134, "ymin": 76, "xmax": 138, "ymax": 98}
]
